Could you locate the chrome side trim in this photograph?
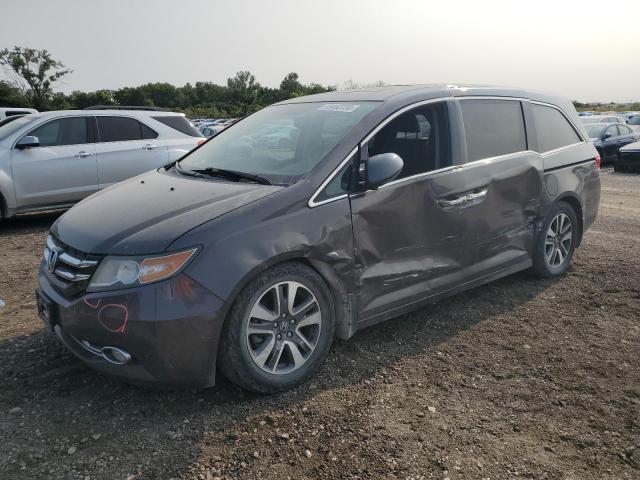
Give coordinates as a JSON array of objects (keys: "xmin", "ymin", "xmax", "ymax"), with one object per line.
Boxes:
[{"xmin": 378, "ymin": 150, "xmax": 542, "ymax": 190}]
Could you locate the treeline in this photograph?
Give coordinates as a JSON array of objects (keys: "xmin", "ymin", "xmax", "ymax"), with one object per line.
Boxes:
[{"xmin": 0, "ymin": 71, "xmax": 335, "ymax": 117}]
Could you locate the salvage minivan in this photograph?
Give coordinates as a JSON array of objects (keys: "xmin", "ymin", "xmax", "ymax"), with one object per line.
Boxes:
[{"xmin": 36, "ymin": 85, "xmax": 601, "ymax": 393}]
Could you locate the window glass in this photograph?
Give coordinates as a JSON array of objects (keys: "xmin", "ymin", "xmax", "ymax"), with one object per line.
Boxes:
[
  {"xmin": 29, "ymin": 117, "xmax": 88, "ymax": 147},
  {"xmin": 617, "ymin": 124, "xmax": 632, "ymax": 136},
  {"xmin": 367, "ymin": 101, "xmax": 450, "ymax": 180},
  {"xmin": 314, "ymin": 158, "xmax": 354, "ymax": 203},
  {"xmin": 151, "ymin": 115, "xmax": 202, "ymax": 137},
  {"xmin": 460, "ymin": 100, "xmax": 526, "ymax": 161},
  {"xmin": 179, "ymin": 102, "xmax": 378, "ymax": 185},
  {"xmin": 96, "ymin": 116, "xmax": 143, "ymax": 142},
  {"xmin": 605, "ymin": 125, "xmax": 618, "ymax": 137},
  {"xmin": 140, "ymin": 122, "xmax": 158, "ymax": 139},
  {"xmin": 5, "ymin": 110, "xmax": 31, "ymax": 117},
  {"xmin": 531, "ymin": 104, "xmax": 581, "ymax": 152}
]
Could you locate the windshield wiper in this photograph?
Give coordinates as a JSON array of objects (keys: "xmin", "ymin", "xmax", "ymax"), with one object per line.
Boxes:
[{"xmin": 175, "ymin": 162, "xmax": 271, "ymax": 185}]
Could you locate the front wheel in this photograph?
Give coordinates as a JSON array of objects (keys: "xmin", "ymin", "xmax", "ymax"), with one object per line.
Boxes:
[
  {"xmin": 531, "ymin": 202, "xmax": 578, "ymax": 278},
  {"xmin": 217, "ymin": 262, "xmax": 335, "ymax": 393}
]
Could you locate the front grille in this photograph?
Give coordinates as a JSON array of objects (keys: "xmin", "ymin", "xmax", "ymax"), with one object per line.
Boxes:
[{"xmin": 43, "ymin": 235, "xmax": 102, "ymax": 297}]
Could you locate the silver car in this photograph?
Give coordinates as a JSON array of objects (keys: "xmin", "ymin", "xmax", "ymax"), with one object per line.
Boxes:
[{"xmin": 0, "ymin": 110, "xmax": 205, "ymax": 218}]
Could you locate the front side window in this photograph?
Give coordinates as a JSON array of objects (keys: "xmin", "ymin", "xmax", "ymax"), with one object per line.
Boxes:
[
  {"xmin": 96, "ymin": 116, "xmax": 150, "ymax": 142},
  {"xmin": 628, "ymin": 116, "xmax": 640, "ymax": 126},
  {"xmin": 178, "ymin": 102, "xmax": 378, "ymax": 185},
  {"xmin": 531, "ymin": 104, "xmax": 582, "ymax": 153},
  {"xmin": 28, "ymin": 117, "xmax": 89, "ymax": 147},
  {"xmin": 617, "ymin": 124, "xmax": 632, "ymax": 136},
  {"xmin": 367, "ymin": 101, "xmax": 451, "ymax": 179},
  {"xmin": 460, "ymin": 99, "xmax": 527, "ymax": 161},
  {"xmin": 605, "ymin": 125, "xmax": 618, "ymax": 137}
]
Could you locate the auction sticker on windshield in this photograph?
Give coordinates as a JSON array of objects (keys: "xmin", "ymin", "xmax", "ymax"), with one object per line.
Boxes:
[{"xmin": 317, "ymin": 103, "xmax": 360, "ymax": 113}]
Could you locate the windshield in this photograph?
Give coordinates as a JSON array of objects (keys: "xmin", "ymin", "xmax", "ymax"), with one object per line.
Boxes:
[
  {"xmin": 177, "ymin": 102, "xmax": 378, "ymax": 184},
  {"xmin": 0, "ymin": 114, "xmax": 38, "ymax": 141},
  {"xmin": 585, "ymin": 124, "xmax": 606, "ymax": 138}
]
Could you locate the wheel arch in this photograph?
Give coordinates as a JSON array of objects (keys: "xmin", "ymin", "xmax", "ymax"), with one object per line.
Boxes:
[
  {"xmin": 555, "ymin": 193, "xmax": 584, "ymax": 246},
  {"xmin": 215, "ymin": 253, "xmax": 356, "ymax": 352}
]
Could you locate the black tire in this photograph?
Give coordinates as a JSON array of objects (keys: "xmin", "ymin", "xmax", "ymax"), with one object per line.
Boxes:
[
  {"xmin": 531, "ymin": 201, "xmax": 579, "ymax": 278},
  {"xmin": 217, "ymin": 262, "xmax": 335, "ymax": 393}
]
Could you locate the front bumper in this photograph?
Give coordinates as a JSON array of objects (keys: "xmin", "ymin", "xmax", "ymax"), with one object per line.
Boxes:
[{"xmin": 37, "ymin": 266, "xmax": 226, "ymax": 387}]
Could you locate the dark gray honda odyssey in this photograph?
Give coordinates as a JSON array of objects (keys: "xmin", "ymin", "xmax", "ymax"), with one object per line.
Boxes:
[{"xmin": 36, "ymin": 85, "xmax": 601, "ymax": 393}]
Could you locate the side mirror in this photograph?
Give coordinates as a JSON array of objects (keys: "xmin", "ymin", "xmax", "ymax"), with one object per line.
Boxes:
[
  {"xmin": 366, "ymin": 153, "xmax": 404, "ymax": 189},
  {"xmin": 16, "ymin": 135, "xmax": 40, "ymax": 149},
  {"xmin": 602, "ymin": 132, "xmax": 613, "ymax": 141}
]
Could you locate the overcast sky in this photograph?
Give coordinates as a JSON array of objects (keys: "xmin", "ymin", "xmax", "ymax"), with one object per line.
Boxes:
[{"xmin": 1, "ymin": 0, "xmax": 639, "ymax": 102}]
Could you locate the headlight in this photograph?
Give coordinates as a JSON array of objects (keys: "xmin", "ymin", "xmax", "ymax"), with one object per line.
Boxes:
[{"xmin": 87, "ymin": 248, "xmax": 198, "ymax": 292}]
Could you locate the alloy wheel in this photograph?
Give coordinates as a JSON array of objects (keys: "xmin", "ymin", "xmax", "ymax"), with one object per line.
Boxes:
[
  {"xmin": 245, "ymin": 281, "xmax": 322, "ymax": 374},
  {"xmin": 545, "ymin": 212, "xmax": 572, "ymax": 268}
]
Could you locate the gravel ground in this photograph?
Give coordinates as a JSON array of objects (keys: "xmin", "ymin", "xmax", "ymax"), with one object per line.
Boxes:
[{"xmin": 0, "ymin": 168, "xmax": 638, "ymax": 480}]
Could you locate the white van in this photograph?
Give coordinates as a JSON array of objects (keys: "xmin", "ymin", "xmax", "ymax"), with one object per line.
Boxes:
[{"xmin": 0, "ymin": 107, "xmax": 38, "ymax": 120}]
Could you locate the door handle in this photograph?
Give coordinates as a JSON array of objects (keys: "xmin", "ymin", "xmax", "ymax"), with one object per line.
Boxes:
[
  {"xmin": 142, "ymin": 144, "xmax": 158, "ymax": 150},
  {"xmin": 74, "ymin": 151, "xmax": 92, "ymax": 158},
  {"xmin": 438, "ymin": 189, "xmax": 487, "ymax": 208}
]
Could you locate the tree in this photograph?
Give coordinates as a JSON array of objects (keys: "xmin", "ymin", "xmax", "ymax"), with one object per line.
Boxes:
[
  {"xmin": 0, "ymin": 46, "xmax": 72, "ymax": 109},
  {"xmin": 279, "ymin": 72, "xmax": 303, "ymax": 99},
  {"xmin": 0, "ymin": 80, "xmax": 27, "ymax": 107}
]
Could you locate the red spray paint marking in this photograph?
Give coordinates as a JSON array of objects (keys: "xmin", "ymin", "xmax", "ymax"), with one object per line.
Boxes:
[{"xmin": 83, "ymin": 298, "xmax": 129, "ymax": 333}]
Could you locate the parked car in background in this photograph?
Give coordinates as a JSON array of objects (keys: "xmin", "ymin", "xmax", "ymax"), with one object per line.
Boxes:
[
  {"xmin": 585, "ymin": 122, "xmax": 640, "ymax": 164},
  {"xmin": 0, "ymin": 107, "xmax": 37, "ymax": 120},
  {"xmin": 580, "ymin": 114, "xmax": 627, "ymax": 125},
  {"xmin": 201, "ymin": 124, "xmax": 227, "ymax": 138},
  {"xmin": 616, "ymin": 141, "xmax": 640, "ymax": 172},
  {"xmin": 36, "ymin": 84, "xmax": 600, "ymax": 393},
  {"xmin": 578, "ymin": 111, "xmax": 596, "ymax": 116},
  {"xmin": 0, "ymin": 109, "xmax": 204, "ymax": 218},
  {"xmin": 0, "ymin": 114, "xmax": 25, "ymax": 128},
  {"xmin": 627, "ymin": 115, "xmax": 640, "ymax": 131}
]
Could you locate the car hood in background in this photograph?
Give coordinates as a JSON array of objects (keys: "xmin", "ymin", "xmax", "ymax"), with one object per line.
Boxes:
[{"xmin": 52, "ymin": 168, "xmax": 283, "ymax": 255}]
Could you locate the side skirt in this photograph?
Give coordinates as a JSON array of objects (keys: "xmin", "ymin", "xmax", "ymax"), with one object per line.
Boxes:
[{"xmin": 354, "ymin": 258, "xmax": 533, "ymax": 334}]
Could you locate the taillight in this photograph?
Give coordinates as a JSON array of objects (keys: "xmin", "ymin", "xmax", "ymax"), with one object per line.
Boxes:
[
  {"xmin": 594, "ymin": 154, "xmax": 601, "ymax": 169},
  {"xmin": 197, "ymin": 139, "xmax": 206, "ymax": 146}
]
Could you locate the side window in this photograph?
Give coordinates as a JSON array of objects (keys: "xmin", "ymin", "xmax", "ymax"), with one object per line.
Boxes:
[
  {"xmin": 531, "ymin": 104, "xmax": 582, "ymax": 153},
  {"xmin": 605, "ymin": 125, "xmax": 618, "ymax": 137},
  {"xmin": 28, "ymin": 117, "xmax": 89, "ymax": 147},
  {"xmin": 367, "ymin": 101, "xmax": 451, "ymax": 179},
  {"xmin": 97, "ymin": 116, "xmax": 144, "ymax": 142},
  {"xmin": 140, "ymin": 122, "xmax": 159, "ymax": 139},
  {"xmin": 618, "ymin": 124, "xmax": 632, "ymax": 136},
  {"xmin": 313, "ymin": 160, "xmax": 353, "ymax": 204},
  {"xmin": 460, "ymin": 99, "xmax": 527, "ymax": 161}
]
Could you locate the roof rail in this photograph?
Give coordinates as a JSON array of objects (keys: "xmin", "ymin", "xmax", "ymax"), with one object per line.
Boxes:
[{"xmin": 83, "ymin": 105, "xmax": 169, "ymax": 111}]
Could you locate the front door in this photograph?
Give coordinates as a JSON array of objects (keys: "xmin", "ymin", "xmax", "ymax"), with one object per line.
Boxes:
[
  {"xmin": 350, "ymin": 100, "xmax": 475, "ymax": 321},
  {"xmin": 11, "ymin": 116, "xmax": 98, "ymax": 209}
]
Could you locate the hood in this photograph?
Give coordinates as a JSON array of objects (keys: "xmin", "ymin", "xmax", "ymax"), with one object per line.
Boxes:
[{"xmin": 52, "ymin": 168, "xmax": 283, "ymax": 255}]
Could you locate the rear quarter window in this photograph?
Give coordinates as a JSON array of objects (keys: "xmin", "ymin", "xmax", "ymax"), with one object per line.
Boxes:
[
  {"xmin": 151, "ymin": 116, "xmax": 202, "ymax": 137},
  {"xmin": 531, "ymin": 104, "xmax": 582, "ymax": 153},
  {"xmin": 460, "ymin": 99, "xmax": 527, "ymax": 161}
]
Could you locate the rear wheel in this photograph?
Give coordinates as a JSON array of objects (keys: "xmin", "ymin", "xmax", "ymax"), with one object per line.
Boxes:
[
  {"xmin": 532, "ymin": 202, "xmax": 578, "ymax": 278},
  {"xmin": 217, "ymin": 262, "xmax": 335, "ymax": 393}
]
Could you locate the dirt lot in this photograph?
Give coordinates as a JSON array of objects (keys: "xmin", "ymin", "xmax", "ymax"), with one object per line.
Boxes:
[{"xmin": 0, "ymin": 169, "xmax": 638, "ymax": 480}]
